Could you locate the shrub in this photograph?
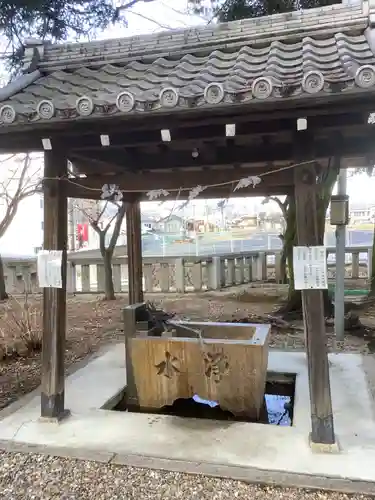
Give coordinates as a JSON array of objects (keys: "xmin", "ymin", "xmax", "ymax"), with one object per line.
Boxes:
[{"xmin": 0, "ymin": 292, "xmax": 42, "ymax": 359}]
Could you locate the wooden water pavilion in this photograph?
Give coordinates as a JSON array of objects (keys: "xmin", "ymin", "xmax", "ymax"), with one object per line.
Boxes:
[{"xmin": 0, "ymin": 0, "xmax": 375, "ymax": 447}]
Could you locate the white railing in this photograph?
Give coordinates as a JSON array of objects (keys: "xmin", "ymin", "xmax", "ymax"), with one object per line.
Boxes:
[
  {"xmin": 2, "ymin": 258, "xmax": 39, "ymax": 294},
  {"xmin": 4, "ymin": 247, "xmax": 371, "ymax": 295},
  {"xmin": 67, "ymin": 246, "xmax": 373, "ymax": 294}
]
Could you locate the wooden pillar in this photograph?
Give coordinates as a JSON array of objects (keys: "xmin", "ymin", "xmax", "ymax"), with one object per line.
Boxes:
[
  {"xmin": 41, "ymin": 149, "xmax": 68, "ymax": 420},
  {"xmin": 126, "ymin": 197, "xmax": 143, "ymax": 304},
  {"xmin": 294, "ymin": 163, "xmax": 335, "ymax": 446}
]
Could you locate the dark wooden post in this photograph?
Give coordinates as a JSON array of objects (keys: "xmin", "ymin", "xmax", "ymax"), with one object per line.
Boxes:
[
  {"xmin": 294, "ymin": 163, "xmax": 335, "ymax": 446},
  {"xmin": 126, "ymin": 196, "xmax": 144, "ymax": 304},
  {"xmin": 123, "ymin": 303, "xmax": 145, "ymax": 408},
  {"xmin": 41, "ymin": 149, "xmax": 69, "ymax": 420}
]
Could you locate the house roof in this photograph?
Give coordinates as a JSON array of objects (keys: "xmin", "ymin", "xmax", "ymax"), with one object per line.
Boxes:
[
  {"xmin": 0, "ymin": 2, "xmax": 374, "ymax": 130},
  {"xmin": 349, "ymin": 202, "xmax": 375, "ymax": 211}
]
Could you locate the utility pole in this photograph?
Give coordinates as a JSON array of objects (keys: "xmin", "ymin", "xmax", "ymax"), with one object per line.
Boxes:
[{"xmin": 334, "ymin": 168, "xmax": 347, "ymax": 341}]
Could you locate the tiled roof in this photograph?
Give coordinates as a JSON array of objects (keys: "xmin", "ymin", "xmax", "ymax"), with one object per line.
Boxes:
[{"xmin": 0, "ymin": 2, "xmax": 374, "ymax": 129}]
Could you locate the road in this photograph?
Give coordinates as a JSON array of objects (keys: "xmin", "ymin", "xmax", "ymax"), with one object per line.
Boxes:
[
  {"xmin": 142, "ymin": 234, "xmax": 282, "ymax": 256},
  {"xmin": 141, "ymin": 229, "xmax": 374, "ymax": 257},
  {"xmin": 68, "ymin": 229, "xmax": 374, "ymax": 260}
]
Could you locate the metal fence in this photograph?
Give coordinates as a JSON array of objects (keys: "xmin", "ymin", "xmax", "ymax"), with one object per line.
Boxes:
[{"xmin": 141, "ymin": 229, "xmax": 374, "ymax": 258}]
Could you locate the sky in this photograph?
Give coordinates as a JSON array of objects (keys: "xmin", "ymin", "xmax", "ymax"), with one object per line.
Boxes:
[{"xmin": 0, "ymin": 0, "xmax": 375, "ymax": 255}]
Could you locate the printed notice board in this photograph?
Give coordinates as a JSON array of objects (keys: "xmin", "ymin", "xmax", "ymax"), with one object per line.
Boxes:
[
  {"xmin": 293, "ymin": 246, "xmax": 328, "ymax": 290},
  {"xmin": 37, "ymin": 250, "xmax": 63, "ymax": 288}
]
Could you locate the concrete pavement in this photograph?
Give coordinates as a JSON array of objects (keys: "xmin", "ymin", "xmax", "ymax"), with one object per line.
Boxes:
[{"xmin": 0, "ymin": 345, "xmax": 375, "ymax": 493}]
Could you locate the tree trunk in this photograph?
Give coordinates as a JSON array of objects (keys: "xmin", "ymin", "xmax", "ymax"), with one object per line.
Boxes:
[
  {"xmin": 369, "ymin": 219, "xmax": 375, "ymax": 296},
  {"xmin": 0, "ymin": 254, "xmax": 8, "ymax": 300},
  {"xmin": 90, "ymin": 200, "xmax": 126, "ymax": 301},
  {"xmin": 99, "ymin": 230, "xmax": 115, "ymax": 301},
  {"xmin": 278, "ymin": 164, "xmax": 337, "ymax": 318},
  {"xmin": 284, "ymin": 194, "xmax": 298, "ymax": 310},
  {"xmin": 279, "ymin": 243, "xmax": 287, "ymax": 284},
  {"xmin": 102, "ymin": 250, "xmax": 115, "ymax": 300},
  {"xmin": 266, "ymin": 197, "xmax": 289, "ymax": 284}
]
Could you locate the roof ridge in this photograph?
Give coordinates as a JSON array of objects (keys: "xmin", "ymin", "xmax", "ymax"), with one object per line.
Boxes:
[
  {"xmin": 22, "ymin": 3, "xmax": 366, "ymax": 74},
  {"xmin": 1, "ymin": 25, "xmax": 373, "ymax": 129}
]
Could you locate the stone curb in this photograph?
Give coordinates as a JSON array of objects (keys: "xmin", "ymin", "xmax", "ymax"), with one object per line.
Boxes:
[
  {"xmin": 0, "ymin": 440, "xmax": 114, "ymax": 464},
  {"xmin": 0, "ymin": 440, "xmax": 374, "ymax": 496},
  {"xmin": 110, "ymin": 453, "xmax": 375, "ymax": 496}
]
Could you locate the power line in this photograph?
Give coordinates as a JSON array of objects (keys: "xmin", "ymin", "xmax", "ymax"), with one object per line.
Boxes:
[{"xmin": 126, "ymin": 9, "xmax": 174, "ymax": 29}]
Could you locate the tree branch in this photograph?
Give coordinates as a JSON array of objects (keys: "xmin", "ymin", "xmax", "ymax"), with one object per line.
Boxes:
[
  {"xmin": 264, "ymin": 196, "xmax": 288, "ymax": 219},
  {"xmin": 117, "ymin": 0, "xmax": 155, "ymax": 12},
  {"xmin": 125, "ymin": 10, "xmax": 173, "ymax": 29},
  {"xmin": 74, "ymin": 200, "xmax": 109, "ymax": 235},
  {"xmin": 73, "ymin": 199, "xmax": 127, "ymax": 256},
  {"xmin": 0, "ymin": 153, "xmax": 41, "ymax": 239},
  {"xmin": 107, "ymin": 201, "xmax": 127, "ymax": 254}
]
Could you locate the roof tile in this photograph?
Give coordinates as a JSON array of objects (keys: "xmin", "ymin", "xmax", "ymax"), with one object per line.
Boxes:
[{"xmin": 0, "ymin": 4, "xmax": 374, "ymax": 128}]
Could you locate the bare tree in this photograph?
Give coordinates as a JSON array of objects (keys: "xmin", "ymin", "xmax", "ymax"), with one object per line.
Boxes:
[
  {"xmin": 0, "ymin": 153, "xmax": 41, "ymax": 300},
  {"xmin": 262, "ymin": 195, "xmax": 289, "ymax": 284},
  {"xmin": 74, "ymin": 199, "xmax": 127, "ymax": 300}
]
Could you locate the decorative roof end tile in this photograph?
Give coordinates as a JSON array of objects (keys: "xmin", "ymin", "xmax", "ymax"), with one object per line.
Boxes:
[
  {"xmin": 76, "ymin": 96, "xmax": 94, "ymax": 116},
  {"xmin": 159, "ymin": 88, "xmax": 179, "ymax": 108},
  {"xmin": 37, "ymin": 100, "xmax": 55, "ymax": 120},
  {"xmin": 204, "ymin": 83, "xmax": 225, "ymax": 104},
  {"xmin": 116, "ymin": 91, "xmax": 135, "ymax": 113},
  {"xmin": 0, "ymin": 105, "xmax": 16, "ymax": 124},
  {"xmin": 301, "ymin": 71, "xmax": 325, "ymax": 94},
  {"xmin": 252, "ymin": 77, "xmax": 273, "ymax": 100},
  {"xmin": 355, "ymin": 64, "xmax": 375, "ymax": 88}
]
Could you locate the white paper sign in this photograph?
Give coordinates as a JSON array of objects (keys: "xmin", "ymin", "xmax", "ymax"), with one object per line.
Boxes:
[
  {"xmin": 37, "ymin": 250, "xmax": 63, "ymax": 288},
  {"xmin": 293, "ymin": 246, "xmax": 328, "ymax": 290}
]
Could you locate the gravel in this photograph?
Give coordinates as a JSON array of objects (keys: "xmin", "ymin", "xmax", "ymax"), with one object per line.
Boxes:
[{"xmin": 0, "ymin": 452, "xmax": 374, "ymax": 500}]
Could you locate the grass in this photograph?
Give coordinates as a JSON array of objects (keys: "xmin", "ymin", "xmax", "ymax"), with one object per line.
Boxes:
[{"xmin": 347, "ymin": 223, "xmax": 374, "ymax": 230}]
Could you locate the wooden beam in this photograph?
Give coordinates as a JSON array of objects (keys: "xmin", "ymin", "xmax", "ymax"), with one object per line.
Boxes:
[
  {"xmin": 70, "ymin": 132, "xmax": 374, "ymax": 172},
  {"xmin": 62, "ymin": 112, "xmax": 366, "ymax": 152},
  {"xmin": 0, "ymin": 93, "xmax": 373, "ymax": 154},
  {"xmin": 67, "ymin": 120, "xmax": 291, "ymax": 151},
  {"xmin": 66, "ymin": 165, "xmax": 294, "ymax": 193},
  {"xmin": 41, "ymin": 149, "xmax": 69, "ymax": 420},
  {"xmin": 0, "ymin": 134, "xmax": 44, "ymax": 152},
  {"xmin": 0, "ymin": 103, "xmax": 370, "ymax": 154},
  {"xmin": 294, "ymin": 158, "xmax": 335, "ymax": 446},
  {"xmin": 70, "ymin": 143, "xmax": 290, "ymax": 170},
  {"xmin": 65, "ymin": 182, "xmax": 293, "ymax": 201},
  {"xmin": 126, "ymin": 197, "xmax": 143, "ymax": 305}
]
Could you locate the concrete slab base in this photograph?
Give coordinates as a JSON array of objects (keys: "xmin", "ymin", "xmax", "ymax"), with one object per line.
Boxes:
[
  {"xmin": 309, "ymin": 434, "xmax": 340, "ymax": 454},
  {"xmin": 38, "ymin": 409, "xmax": 71, "ymax": 424},
  {"xmin": 1, "ymin": 344, "xmax": 375, "ymax": 493}
]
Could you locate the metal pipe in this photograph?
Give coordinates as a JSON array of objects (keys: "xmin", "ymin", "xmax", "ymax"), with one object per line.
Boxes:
[{"xmin": 334, "ymin": 169, "xmax": 347, "ymax": 341}]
